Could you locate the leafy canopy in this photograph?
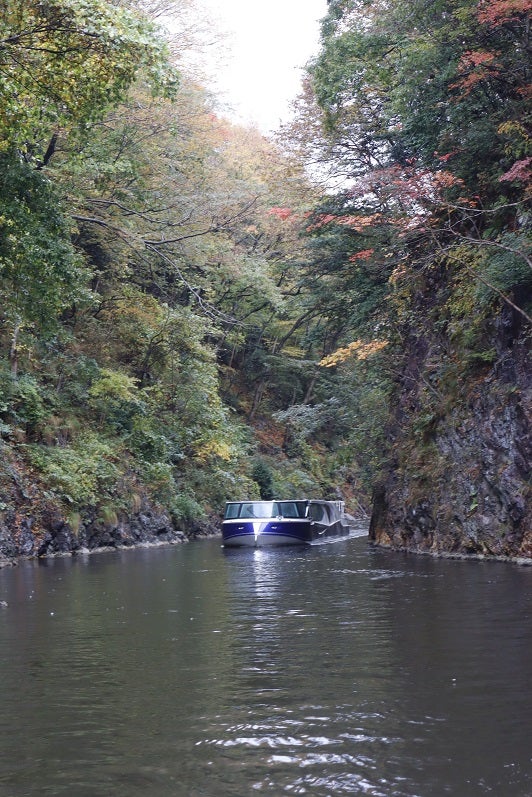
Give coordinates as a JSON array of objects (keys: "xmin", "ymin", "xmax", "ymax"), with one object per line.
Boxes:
[{"xmin": 0, "ymin": 0, "xmax": 178, "ymax": 159}]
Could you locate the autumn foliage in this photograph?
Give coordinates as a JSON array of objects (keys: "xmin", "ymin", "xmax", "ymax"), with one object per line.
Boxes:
[{"xmin": 319, "ymin": 340, "xmax": 389, "ymax": 368}]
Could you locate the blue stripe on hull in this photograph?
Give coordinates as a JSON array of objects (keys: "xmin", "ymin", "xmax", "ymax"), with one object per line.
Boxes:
[
  {"xmin": 222, "ymin": 519, "xmax": 311, "ymax": 547},
  {"xmin": 223, "ymin": 532, "xmax": 308, "ymax": 547}
]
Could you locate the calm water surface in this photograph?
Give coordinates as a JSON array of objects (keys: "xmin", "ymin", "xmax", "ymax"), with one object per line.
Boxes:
[{"xmin": 0, "ymin": 534, "xmax": 531, "ymax": 796}]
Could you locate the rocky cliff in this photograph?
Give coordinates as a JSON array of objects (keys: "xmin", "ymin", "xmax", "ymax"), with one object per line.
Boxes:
[
  {"xmin": 0, "ymin": 447, "xmax": 218, "ymax": 566},
  {"xmin": 370, "ymin": 299, "xmax": 531, "ymax": 559}
]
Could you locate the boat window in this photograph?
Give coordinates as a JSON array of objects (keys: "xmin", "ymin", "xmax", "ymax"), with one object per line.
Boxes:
[
  {"xmin": 279, "ymin": 502, "xmax": 298, "ymax": 518},
  {"xmin": 309, "ymin": 503, "xmax": 325, "ymax": 522},
  {"xmin": 225, "ymin": 501, "xmax": 308, "ymax": 519},
  {"xmin": 239, "ymin": 502, "xmax": 276, "ymax": 518},
  {"xmin": 224, "ymin": 503, "xmax": 241, "ymax": 519},
  {"xmin": 277, "ymin": 501, "xmax": 308, "ymax": 518}
]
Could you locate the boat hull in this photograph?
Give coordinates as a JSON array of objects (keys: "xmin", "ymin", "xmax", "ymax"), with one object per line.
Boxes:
[
  {"xmin": 221, "ymin": 518, "xmax": 351, "ymax": 547},
  {"xmin": 222, "ymin": 519, "xmax": 310, "ymax": 547}
]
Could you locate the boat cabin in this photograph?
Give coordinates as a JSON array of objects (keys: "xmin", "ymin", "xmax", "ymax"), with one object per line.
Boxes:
[{"xmin": 224, "ymin": 500, "xmax": 308, "ymax": 520}]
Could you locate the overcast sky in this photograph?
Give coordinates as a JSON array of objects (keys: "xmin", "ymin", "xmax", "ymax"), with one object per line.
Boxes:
[{"xmin": 197, "ymin": 0, "xmax": 328, "ymax": 133}]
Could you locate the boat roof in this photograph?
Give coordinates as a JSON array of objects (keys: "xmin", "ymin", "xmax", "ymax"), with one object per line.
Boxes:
[{"xmin": 225, "ymin": 499, "xmax": 341, "ymax": 505}]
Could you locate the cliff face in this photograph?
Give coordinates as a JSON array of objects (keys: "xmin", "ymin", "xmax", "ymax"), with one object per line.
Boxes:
[
  {"xmin": 370, "ymin": 301, "xmax": 531, "ymax": 559},
  {"xmin": 0, "ymin": 446, "xmax": 214, "ymax": 566},
  {"xmin": 0, "ymin": 497, "xmax": 189, "ymax": 567}
]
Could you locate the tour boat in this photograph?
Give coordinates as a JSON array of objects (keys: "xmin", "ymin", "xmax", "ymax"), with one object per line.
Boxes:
[{"xmin": 221, "ymin": 499, "xmax": 353, "ymax": 547}]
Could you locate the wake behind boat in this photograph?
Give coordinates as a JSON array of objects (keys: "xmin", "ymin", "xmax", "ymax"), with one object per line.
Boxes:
[{"xmin": 221, "ymin": 499, "xmax": 353, "ymax": 547}]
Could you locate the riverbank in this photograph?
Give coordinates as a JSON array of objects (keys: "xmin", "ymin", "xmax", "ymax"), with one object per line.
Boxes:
[
  {"xmin": 0, "ymin": 502, "xmax": 220, "ymax": 567},
  {"xmin": 3, "ymin": 522, "xmax": 531, "ymax": 567},
  {"xmin": 370, "ymin": 541, "xmax": 532, "ymax": 566},
  {"xmin": 0, "ymin": 534, "xmax": 223, "ymax": 569}
]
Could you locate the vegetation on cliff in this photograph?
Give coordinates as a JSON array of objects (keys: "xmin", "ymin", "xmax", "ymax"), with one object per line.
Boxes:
[
  {"xmin": 0, "ymin": 0, "xmax": 530, "ymax": 560},
  {"xmin": 292, "ymin": 0, "xmax": 531, "ymax": 555},
  {"xmin": 0, "ymin": 0, "xmax": 377, "ymax": 558}
]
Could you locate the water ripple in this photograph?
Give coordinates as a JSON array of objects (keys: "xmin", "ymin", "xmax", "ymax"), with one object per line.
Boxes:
[{"xmin": 0, "ymin": 536, "xmax": 531, "ymax": 797}]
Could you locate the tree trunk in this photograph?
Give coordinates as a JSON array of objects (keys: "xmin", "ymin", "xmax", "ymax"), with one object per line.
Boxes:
[
  {"xmin": 249, "ymin": 379, "xmax": 267, "ymax": 420},
  {"xmin": 9, "ymin": 319, "xmax": 21, "ymax": 377},
  {"xmin": 303, "ymin": 372, "xmax": 318, "ymax": 404}
]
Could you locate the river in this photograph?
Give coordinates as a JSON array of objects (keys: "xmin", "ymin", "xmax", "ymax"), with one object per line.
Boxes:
[{"xmin": 0, "ymin": 533, "xmax": 531, "ymax": 796}]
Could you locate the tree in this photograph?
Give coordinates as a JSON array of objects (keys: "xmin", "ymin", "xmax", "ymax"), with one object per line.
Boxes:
[
  {"xmin": 302, "ymin": 0, "xmax": 531, "ymax": 320},
  {"xmin": 0, "ymin": 152, "xmax": 90, "ymax": 374},
  {"xmin": 0, "ymin": 0, "xmax": 178, "ymax": 162},
  {"xmin": 0, "ymin": 0, "xmax": 180, "ymax": 369}
]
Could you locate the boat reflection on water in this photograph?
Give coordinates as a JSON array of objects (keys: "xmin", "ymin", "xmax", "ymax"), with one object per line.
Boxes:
[{"xmin": 221, "ymin": 499, "xmax": 354, "ymax": 547}]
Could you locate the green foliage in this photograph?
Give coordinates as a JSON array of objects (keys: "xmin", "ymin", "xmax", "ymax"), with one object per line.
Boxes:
[
  {"xmin": 26, "ymin": 434, "xmax": 120, "ymax": 506},
  {"xmin": 0, "ymin": 0, "xmax": 178, "ymax": 159},
  {"xmin": 0, "ymin": 0, "xmax": 425, "ymax": 537},
  {"xmin": 477, "ymin": 235, "xmax": 532, "ymax": 307},
  {"xmin": 0, "ymin": 153, "xmax": 91, "ymax": 336},
  {"xmin": 8, "ymin": 375, "xmax": 46, "ymax": 430},
  {"xmin": 324, "ymin": 359, "xmax": 393, "ymax": 495},
  {"xmin": 312, "ymin": 0, "xmax": 531, "ymax": 197},
  {"xmin": 251, "ymin": 460, "xmax": 274, "ymax": 500},
  {"xmin": 270, "ymin": 461, "xmax": 320, "ymax": 498},
  {"xmin": 138, "ymin": 461, "xmax": 177, "ymax": 505},
  {"xmin": 88, "ymin": 368, "xmax": 144, "ymax": 431},
  {"xmin": 0, "ymin": 364, "xmax": 47, "ymax": 431},
  {"xmin": 127, "ymin": 415, "xmax": 179, "ymax": 464},
  {"xmin": 169, "ymin": 494, "xmax": 205, "ymax": 527}
]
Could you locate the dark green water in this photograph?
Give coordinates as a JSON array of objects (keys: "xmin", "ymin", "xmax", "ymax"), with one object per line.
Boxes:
[{"xmin": 0, "ymin": 534, "xmax": 531, "ymax": 796}]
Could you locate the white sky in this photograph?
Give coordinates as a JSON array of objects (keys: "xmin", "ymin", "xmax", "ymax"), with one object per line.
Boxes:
[{"xmin": 197, "ymin": 0, "xmax": 328, "ymax": 133}]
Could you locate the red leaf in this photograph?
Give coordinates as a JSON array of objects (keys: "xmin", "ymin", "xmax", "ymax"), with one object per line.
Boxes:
[
  {"xmin": 477, "ymin": 0, "xmax": 532, "ymax": 26},
  {"xmin": 499, "ymin": 158, "xmax": 532, "ymax": 183}
]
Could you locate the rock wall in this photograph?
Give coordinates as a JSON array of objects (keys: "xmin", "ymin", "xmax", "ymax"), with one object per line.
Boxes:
[
  {"xmin": 0, "ymin": 432, "xmax": 223, "ymax": 565},
  {"xmin": 370, "ymin": 302, "xmax": 531, "ymax": 559},
  {"xmin": 0, "ymin": 501, "xmax": 193, "ymax": 567}
]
